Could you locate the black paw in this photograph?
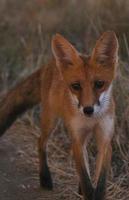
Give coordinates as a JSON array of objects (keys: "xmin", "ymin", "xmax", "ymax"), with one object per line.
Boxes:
[
  {"xmin": 40, "ymin": 166, "xmax": 53, "ymax": 190},
  {"xmin": 78, "ymin": 183, "xmax": 82, "ymax": 195},
  {"xmin": 78, "ymin": 183, "xmax": 95, "ymax": 200},
  {"xmin": 94, "ymin": 170, "xmax": 106, "ymax": 200}
]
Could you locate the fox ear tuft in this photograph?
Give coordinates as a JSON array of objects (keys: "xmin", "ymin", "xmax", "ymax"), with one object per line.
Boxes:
[
  {"xmin": 91, "ymin": 31, "xmax": 119, "ymax": 67},
  {"xmin": 52, "ymin": 34, "xmax": 79, "ymax": 66}
]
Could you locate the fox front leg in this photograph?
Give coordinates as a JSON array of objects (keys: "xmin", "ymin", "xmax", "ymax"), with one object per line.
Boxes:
[
  {"xmin": 38, "ymin": 108, "xmax": 57, "ymax": 190},
  {"xmin": 94, "ymin": 141, "xmax": 112, "ymax": 200},
  {"xmin": 78, "ymin": 142, "xmax": 91, "ymax": 196},
  {"xmin": 71, "ymin": 133, "xmax": 94, "ymax": 200},
  {"xmin": 94, "ymin": 115, "xmax": 114, "ymax": 200}
]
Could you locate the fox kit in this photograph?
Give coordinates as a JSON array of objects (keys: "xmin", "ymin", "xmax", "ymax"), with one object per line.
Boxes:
[{"xmin": 0, "ymin": 31, "xmax": 118, "ymax": 200}]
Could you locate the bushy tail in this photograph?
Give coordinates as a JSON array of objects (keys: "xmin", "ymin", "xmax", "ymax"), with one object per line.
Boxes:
[{"xmin": 0, "ymin": 68, "xmax": 41, "ymax": 136}]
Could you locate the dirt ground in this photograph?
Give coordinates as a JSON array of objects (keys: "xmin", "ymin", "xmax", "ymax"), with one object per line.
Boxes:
[{"xmin": 0, "ymin": 115, "xmax": 81, "ymax": 200}]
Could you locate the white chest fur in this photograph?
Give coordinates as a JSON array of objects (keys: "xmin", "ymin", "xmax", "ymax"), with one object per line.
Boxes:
[
  {"xmin": 70, "ymin": 113, "xmax": 96, "ymax": 134},
  {"xmin": 70, "ymin": 111, "xmax": 114, "ymax": 141},
  {"xmin": 99, "ymin": 114, "xmax": 114, "ymax": 139}
]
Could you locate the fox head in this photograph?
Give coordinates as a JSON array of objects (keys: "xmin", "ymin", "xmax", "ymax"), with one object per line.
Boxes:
[{"xmin": 52, "ymin": 31, "xmax": 118, "ymax": 118}]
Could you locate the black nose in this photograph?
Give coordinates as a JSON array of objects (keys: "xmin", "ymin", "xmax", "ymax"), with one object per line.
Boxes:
[{"xmin": 83, "ymin": 106, "xmax": 94, "ymax": 116}]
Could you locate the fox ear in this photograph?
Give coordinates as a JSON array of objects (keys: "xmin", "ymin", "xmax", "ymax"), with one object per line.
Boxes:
[
  {"xmin": 52, "ymin": 34, "xmax": 79, "ymax": 66},
  {"xmin": 91, "ymin": 31, "xmax": 119, "ymax": 67}
]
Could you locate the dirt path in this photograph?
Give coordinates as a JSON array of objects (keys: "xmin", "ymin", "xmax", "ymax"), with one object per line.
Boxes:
[{"xmin": 0, "ymin": 119, "xmax": 80, "ymax": 200}]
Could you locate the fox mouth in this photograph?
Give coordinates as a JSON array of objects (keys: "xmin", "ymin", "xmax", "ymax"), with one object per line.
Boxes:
[{"xmin": 78, "ymin": 102, "xmax": 106, "ymax": 118}]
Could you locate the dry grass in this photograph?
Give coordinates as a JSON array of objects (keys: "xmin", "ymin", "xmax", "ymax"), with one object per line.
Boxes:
[{"xmin": 0, "ymin": 0, "xmax": 129, "ymax": 199}]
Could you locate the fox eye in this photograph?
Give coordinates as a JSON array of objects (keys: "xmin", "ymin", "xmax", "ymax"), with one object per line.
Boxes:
[
  {"xmin": 71, "ymin": 82, "xmax": 81, "ymax": 91},
  {"xmin": 94, "ymin": 80, "xmax": 105, "ymax": 89}
]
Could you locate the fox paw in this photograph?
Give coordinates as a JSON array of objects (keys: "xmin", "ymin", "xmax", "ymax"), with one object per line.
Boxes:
[
  {"xmin": 40, "ymin": 167, "xmax": 53, "ymax": 190},
  {"xmin": 78, "ymin": 184, "xmax": 82, "ymax": 195}
]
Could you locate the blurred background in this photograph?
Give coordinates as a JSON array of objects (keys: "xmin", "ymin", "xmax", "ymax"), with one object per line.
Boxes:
[
  {"xmin": 0, "ymin": 0, "xmax": 129, "ymax": 200},
  {"xmin": 1, "ymin": 0, "xmax": 129, "ymax": 85}
]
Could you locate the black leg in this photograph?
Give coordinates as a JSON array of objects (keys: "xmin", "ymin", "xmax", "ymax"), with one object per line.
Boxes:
[
  {"xmin": 78, "ymin": 183, "xmax": 82, "ymax": 195},
  {"xmin": 72, "ymin": 141, "xmax": 95, "ymax": 200},
  {"xmin": 94, "ymin": 169, "xmax": 107, "ymax": 200},
  {"xmin": 80, "ymin": 165, "xmax": 95, "ymax": 200},
  {"xmin": 39, "ymin": 150, "xmax": 53, "ymax": 190}
]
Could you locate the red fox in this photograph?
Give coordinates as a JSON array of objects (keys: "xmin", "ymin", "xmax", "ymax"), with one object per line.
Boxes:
[{"xmin": 0, "ymin": 31, "xmax": 118, "ymax": 200}]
